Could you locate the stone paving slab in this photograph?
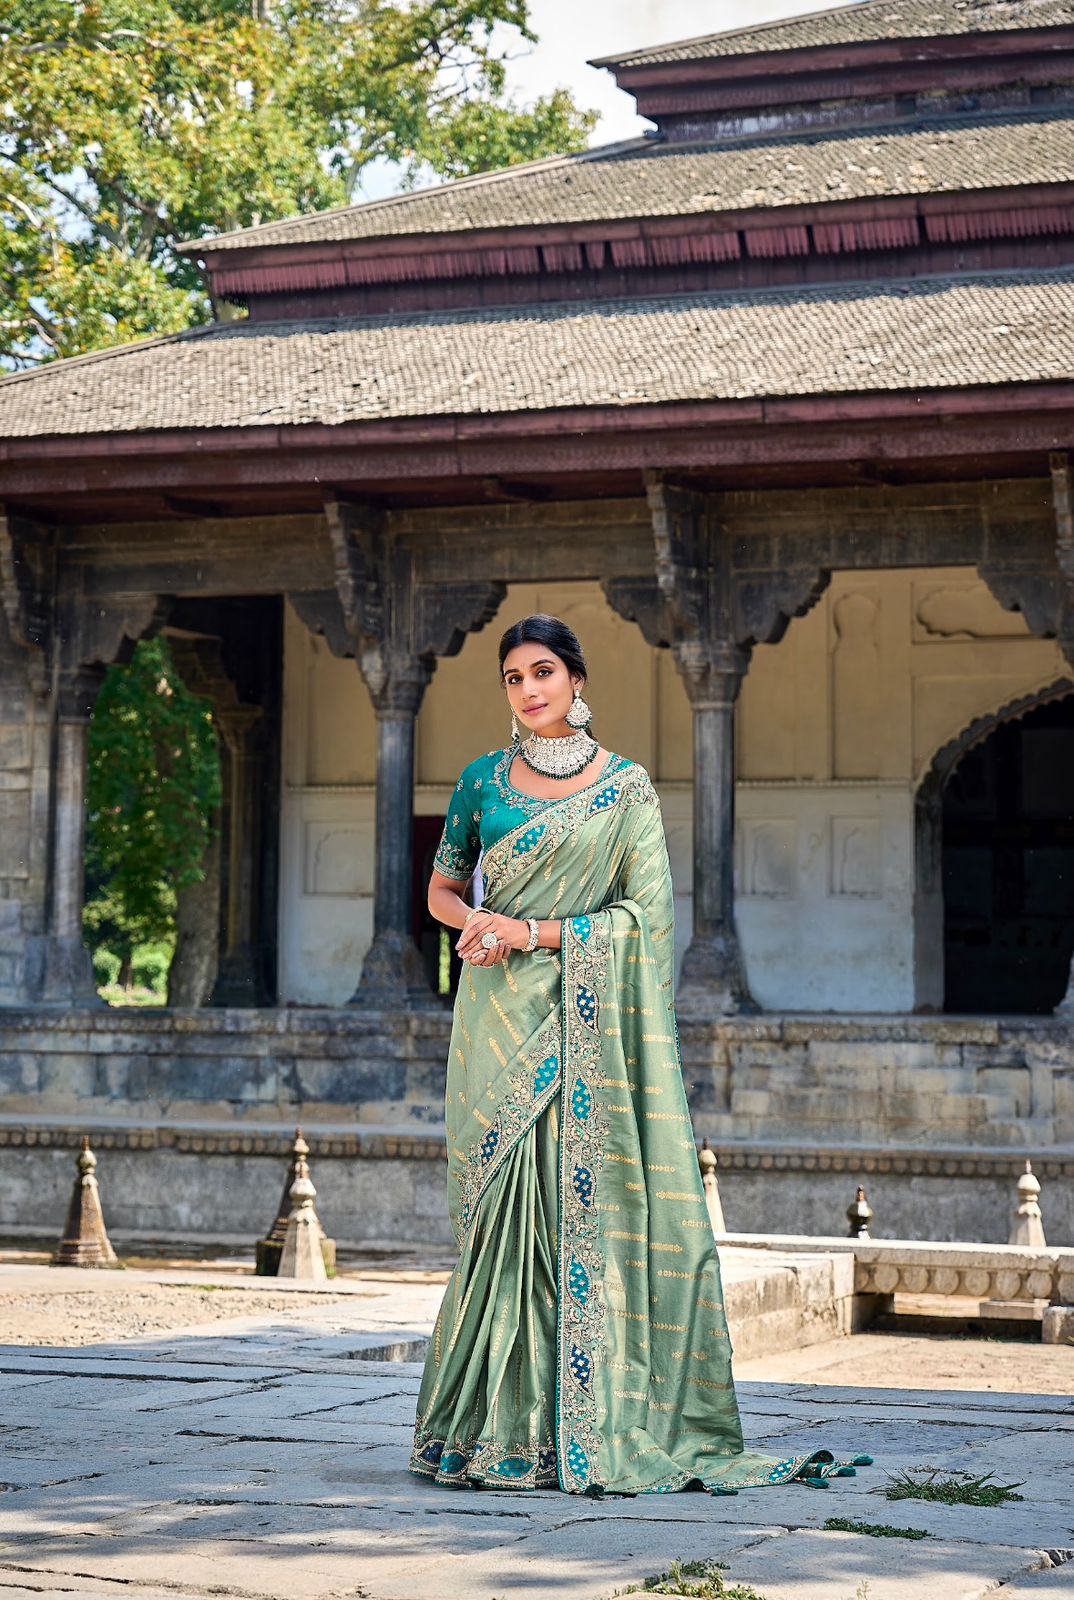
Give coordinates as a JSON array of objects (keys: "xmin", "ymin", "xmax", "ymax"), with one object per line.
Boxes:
[{"xmin": 1, "ymin": 1257, "xmax": 1073, "ymax": 1600}]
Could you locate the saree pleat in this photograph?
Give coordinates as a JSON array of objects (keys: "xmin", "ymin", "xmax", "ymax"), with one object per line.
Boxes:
[
  {"xmin": 412, "ymin": 756, "xmax": 872, "ymax": 1496},
  {"xmin": 412, "ymin": 1109, "xmax": 561, "ymax": 1487}
]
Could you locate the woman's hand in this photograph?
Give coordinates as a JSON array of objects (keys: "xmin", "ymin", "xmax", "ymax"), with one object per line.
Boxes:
[{"xmin": 456, "ymin": 910, "xmax": 528, "ymax": 966}]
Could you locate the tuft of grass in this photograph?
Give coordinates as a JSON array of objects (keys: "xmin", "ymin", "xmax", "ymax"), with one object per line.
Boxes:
[
  {"xmin": 824, "ymin": 1516, "xmax": 930, "ymax": 1541},
  {"xmin": 620, "ymin": 1560, "xmax": 768, "ymax": 1599},
  {"xmin": 884, "ymin": 1469, "xmax": 1024, "ymax": 1507}
]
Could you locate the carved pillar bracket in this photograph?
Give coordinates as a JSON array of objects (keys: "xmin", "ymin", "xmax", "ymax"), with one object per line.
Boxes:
[
  {"xmin": 0, "ymin": 511, "xmax": 54, "ymax": 696},
  {"xmin": 324, "ymin": 497, "xmax": 506, "ymax": 1008},
  {"xmin": 607, "ymin": 478, "xmax": 830, "ymax": 1019}
]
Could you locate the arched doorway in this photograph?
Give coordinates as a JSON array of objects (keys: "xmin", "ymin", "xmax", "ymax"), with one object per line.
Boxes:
[{"xmin": 941, "ymin": 693, "xmax": 1074, "ymax": 1013}]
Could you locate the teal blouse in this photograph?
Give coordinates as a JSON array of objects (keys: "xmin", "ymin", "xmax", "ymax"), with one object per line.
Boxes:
[{"xmin": 433, "ymin": 745, "xmax": 635, "ymax": 880}]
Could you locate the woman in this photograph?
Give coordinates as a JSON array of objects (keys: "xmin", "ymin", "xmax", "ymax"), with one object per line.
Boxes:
[{"xmin": 410, "ymin": 614, "xmax": 869, "ymax": 1496}]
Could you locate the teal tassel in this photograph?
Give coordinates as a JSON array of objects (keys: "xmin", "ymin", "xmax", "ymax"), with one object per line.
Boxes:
[
  {"xmin": 836, "ymin": 1467, "xmax": 857, "ymax": 1477},
  {"xmin": 713, "ymin": 1486, "xmax": 739, "ymax": 1496},
  {"xmin": 583, "ymin": 1483, "xmax": 606, "ymax": 1500},
  {"xmin": 801, "ymin": 1475, "xmax": 829, "ymax": 1488},
  {"xmin": 853, "ymin": 1455, "xmax": 874, "ymax": 1466}
]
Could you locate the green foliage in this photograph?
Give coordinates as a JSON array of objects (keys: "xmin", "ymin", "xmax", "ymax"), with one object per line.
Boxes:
[
  {"xmin": 621, "ymin": 1561, "xmax": 768, "ymax": 1600},
  {"xmin": 0, "ymin": 0, "xmax": 596, "ymax": 364},
  {"xmin": 84, "ymin": 637, "xmax": 220, "ymax": 984},
  {"xmin": 885, "ymin": 1469, "xmax": 1025, "ymax": 1507},
  {"xmin": 824, "ymin": 1517, "xmax": 931, "ymax": 1541}
]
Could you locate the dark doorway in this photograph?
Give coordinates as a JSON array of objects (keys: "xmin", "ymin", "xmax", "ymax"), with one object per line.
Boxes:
[
  {"xmin": 412, "ymin": 814, "xmax": 465, "ymax": 1002},
  {"xmin": 943, "ymin": 695, "xmax": 1074, "ymax": 1013}
]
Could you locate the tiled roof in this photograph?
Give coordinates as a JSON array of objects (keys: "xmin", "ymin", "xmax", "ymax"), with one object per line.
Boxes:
[
  {"xmin": 0, "ymin": 271, "xmax": 1070, "ymax": 439},
  {"xmin": 598, "ymin": 0, "xmax": 1071, "ymax": 66},
  {"xmin": 182, "ymin": 111, "xmax": 1074, "ymax": 253}
]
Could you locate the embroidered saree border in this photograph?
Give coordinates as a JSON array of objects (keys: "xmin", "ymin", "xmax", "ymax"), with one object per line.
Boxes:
[{"xmin": 556, "ymin": 910, "xmax": 611, "ymax": 1494}]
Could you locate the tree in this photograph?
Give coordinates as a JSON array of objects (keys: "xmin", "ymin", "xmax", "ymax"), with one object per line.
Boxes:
[
  {"xmin": 84, "ymin": 637, "xmax": 222, "ymax": 992},
  {"xmin": 0, "ymin": 0, "xmax": 596, "ymax": 365}
]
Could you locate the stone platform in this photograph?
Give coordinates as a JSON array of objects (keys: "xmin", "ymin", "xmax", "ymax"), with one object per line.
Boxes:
[
  {"xmin": 2, "ymin": 1007, "xmax": 1073, "ymax": 1244},
  {"xmin": 0, "ymin": 1261, "xmax": 1072, "ymax": 1600}
]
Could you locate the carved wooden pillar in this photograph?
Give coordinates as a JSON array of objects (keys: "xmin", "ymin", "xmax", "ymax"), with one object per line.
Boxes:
[
  {"xmin": 357, "ymin": 660, "xmax": 436, "ymax": 1006},
  {"xmin": 606, "ymin": 477, "xmax": 828, "ymax": 1017},
  {"xmin": 304, "ymin": 499, "xmax": 505, "ymax": 1009},
  {"xmin": 606, "ymin": 481, "xmax": 753, "ymax": 1014},
  {"xmin": 39, "ymin": 666, "xmax": 105, "ymax": 1004},
  {"xmin": 675, "ymin": 639, "xmax": 753, "ymax": 1012},
  {"xmin": 0, "ymin": 512, "xmax": 54, "ymax": 1004}
]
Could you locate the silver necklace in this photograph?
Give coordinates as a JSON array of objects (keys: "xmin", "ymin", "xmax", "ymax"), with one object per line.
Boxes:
[{"xmin": 518, "ymin": 728, "xmax": 598, "ymax": 780}]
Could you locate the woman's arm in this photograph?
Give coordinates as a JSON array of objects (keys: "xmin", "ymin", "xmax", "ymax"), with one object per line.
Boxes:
[{"xmin": 428, "ymin": 871, "xmax": 561, "ymax": 964}]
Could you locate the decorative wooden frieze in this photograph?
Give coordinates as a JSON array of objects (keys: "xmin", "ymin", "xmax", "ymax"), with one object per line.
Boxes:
[{"xmin": 0, "ymin": 511, "xmax": 54, "ymax": 693}]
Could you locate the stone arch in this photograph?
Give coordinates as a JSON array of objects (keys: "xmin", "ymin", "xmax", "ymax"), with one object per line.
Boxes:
[{"xmin": 913, "ymin": 677, "xmax": 1074, "ymax": 1013}]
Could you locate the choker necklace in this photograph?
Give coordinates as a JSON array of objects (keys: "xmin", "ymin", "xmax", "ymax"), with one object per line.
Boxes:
[{"xmin": 518, "ymin": 728, "xmax": 598, "ymax": 780}]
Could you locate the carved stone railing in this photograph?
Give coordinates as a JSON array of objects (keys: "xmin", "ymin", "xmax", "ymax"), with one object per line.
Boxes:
[{"xmin": 715, "ymin": 1232, "xmax": 1074, "ymax": 1307}]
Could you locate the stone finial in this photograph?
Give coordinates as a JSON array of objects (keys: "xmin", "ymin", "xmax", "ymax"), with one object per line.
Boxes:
[
  {"xmin": 278, "ymin": 1154, "xmax": 328, "ymax": 1281},
  {"xmin": 1009, "ymin": 1159, "xmax": 1046, "ymax": 1249},
  {"xmin": 847, "ymin": 1184, "xmax": 873, "ymax": 1240},
  {"xmin": 256, "ymin": 1128, "xmax": 337, "ymax": 1277},
  {"xmin": 698, "ymin": 1138, "xmax": 726, "ymax": 1234},
  {"xmin": 52, "ymin": 1136, "xmax": 119, "ymax": 1268}
]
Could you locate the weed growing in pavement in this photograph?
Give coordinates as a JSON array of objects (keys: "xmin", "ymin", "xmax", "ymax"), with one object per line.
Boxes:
[
  {"xmin": 884, "ymin": 1468, "xmax": 1024, "ymax": 1507},
  {"xmin": 619, "ymin": 1559, "xmax": 768, "ymax": 1598},
  {"xmin": 824, "ymin": 1516, "xmax": 931, "ymax": 1540}
]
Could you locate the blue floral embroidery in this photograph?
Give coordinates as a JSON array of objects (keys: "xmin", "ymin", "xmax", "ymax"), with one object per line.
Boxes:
[
  {"xmin": 513, "ymin": 823, "xmax": 546, "ymax": 856},
  {"xmin": 479, "ymin": 1125, "xmax": 500, "ymax": 1166},
  {"xmin": 534, "ymin": 1055, "xmax": 560, "ymax": 1097},
  {"xmin": 572, "ymin": 1165, "xmax": 595, "ymax": 1208},
  {"xmin": 587, "ymin": 783, "xmax": 621, "ymax": 814},
  {"xmin": 571, "ymin": 1078, "xmax": 592, "ymax": 1122},
  {"xmin": 566, "ymin": 1439, "xmax": 590, "ymax": 1486},
  {"xmin": 567, "ymin": 1255, "xmax": 590, "ymax": 1305},
  {"xmin": 575, "ymin": 983, "xmax": 598, "ymax": 1030},
  {"xmin": 568, "ymin": 1345, "xmax": 593, "ymax": 1392},
  {"xmin": 571, "ymin": 914, "xmax": 592, "ymax": 942}
]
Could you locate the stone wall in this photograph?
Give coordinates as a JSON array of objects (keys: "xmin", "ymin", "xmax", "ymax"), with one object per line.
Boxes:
[{"xmin": 1, "ymin": 1008, "xmax": 1071, "ymax": 1246}]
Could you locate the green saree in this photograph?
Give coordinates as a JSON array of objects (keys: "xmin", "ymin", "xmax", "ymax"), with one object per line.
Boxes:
[{"xmin": 411, "ymin": 747, "xmax": 870, "ymax": 1495}]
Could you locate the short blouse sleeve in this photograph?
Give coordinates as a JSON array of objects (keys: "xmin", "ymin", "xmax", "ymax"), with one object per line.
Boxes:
[{"xmin": 433, "ymin": 763, "xmax": 483, "ymax": 880}]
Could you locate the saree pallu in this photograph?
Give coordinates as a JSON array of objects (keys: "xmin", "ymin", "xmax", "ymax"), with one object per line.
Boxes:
[{"xmin": 411, "ymin": 760, "xmax": 869, "ymax": 1495}]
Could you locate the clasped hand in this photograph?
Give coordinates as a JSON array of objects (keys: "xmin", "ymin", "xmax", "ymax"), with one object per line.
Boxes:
[{"xmin": 456, "ymin": 909, "xmax": 529, "ymax": 966}]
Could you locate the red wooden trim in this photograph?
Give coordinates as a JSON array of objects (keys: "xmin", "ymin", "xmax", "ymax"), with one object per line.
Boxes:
[{"xmin": 604, "ymin": 28, "xmax": 1074, "ymax": 90}]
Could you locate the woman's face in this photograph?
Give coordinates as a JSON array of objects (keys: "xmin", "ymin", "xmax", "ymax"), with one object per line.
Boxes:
[{"xmin": 502, "ymin": 642, "xmax": 581, "ymax": 737}]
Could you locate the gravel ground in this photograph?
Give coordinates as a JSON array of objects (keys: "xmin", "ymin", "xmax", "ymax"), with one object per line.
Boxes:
[
  {"xmin": 738, "ymin": 1329, "xmax": 1074, "ymax": 1393},
  {"xmin": 0, "ymin": 1284, "xmax": 362, "ymax": 1345}
]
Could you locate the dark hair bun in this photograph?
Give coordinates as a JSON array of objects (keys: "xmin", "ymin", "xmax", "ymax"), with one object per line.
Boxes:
[{"xmin": 498, "ymin": 614, "xmax": 587, "ymax": 683}]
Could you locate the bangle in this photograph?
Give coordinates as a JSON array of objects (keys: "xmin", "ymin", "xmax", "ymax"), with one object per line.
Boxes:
[{"xmin": 524, "ymin": 917, "xmax": 540, "ymax": 953}]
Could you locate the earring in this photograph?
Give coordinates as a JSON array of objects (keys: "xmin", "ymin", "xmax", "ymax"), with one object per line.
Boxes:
[
  {"xmin": 566, "ymin": 688, "xmax": 592, "ymax": 729},
  {"xmin": 511, "ymin": 710, "xmax": 521, "ymax": 742}
]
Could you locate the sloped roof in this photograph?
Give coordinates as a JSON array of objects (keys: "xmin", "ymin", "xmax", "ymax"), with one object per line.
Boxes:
[
  {"xmin": 0, "ymin": 270, "xmax": 1070, "ymax": 439},
  {"xmin": 182, "ymin": 111, "xmax": 1074, "ymax": 254},
  {"xmin": 597, "ymin": 0, "xmax": 1071, "ymax": 67}
]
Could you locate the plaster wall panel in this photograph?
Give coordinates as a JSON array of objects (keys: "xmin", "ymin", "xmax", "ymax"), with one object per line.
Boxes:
[
  {"xmin": 739, "ymin": 589, "xmax": 830, "ymax": 781},
  {"xmin": 832, "ymin": 589, "xmax": 882, "ymax": 779},
  {"xmin": 735, "ymin": 784, "xmax": 915, "ymax": 1012},
  {"xmin": 656, "ymin": 649, "xmax": 692, "ymax": 781}
]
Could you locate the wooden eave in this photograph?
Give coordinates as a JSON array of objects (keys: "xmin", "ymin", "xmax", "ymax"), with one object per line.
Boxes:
[
  {"xmin": 200, "ymin": 182, "xmax": 1074, "ymax": 303},
  {"xmin": 2, "ymin": 382, "xmax": 1073, "ymax": 522},
  {"xmin": 600, "ymin": 26, "xmax": 1074, "ymax": 89}
]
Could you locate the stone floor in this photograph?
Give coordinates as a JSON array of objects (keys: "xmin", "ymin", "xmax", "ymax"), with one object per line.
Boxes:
[{"xmin": 0, "ymin": 1263, "xmax": 1072, "ymax": 1600}]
